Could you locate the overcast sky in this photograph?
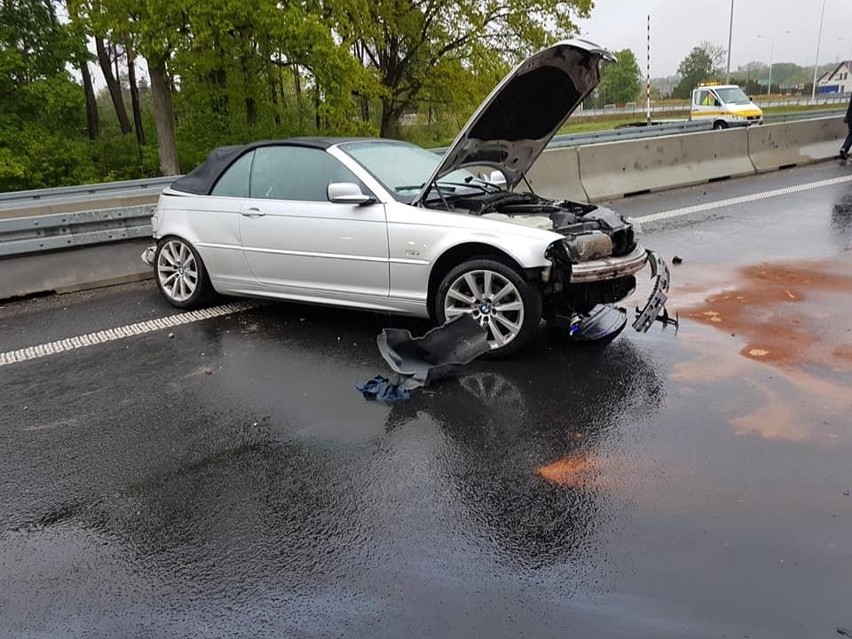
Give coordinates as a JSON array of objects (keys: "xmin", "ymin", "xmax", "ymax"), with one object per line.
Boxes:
[{"xmin": 576, "ymin": 0, "xmax": 852, "ymax": 77}]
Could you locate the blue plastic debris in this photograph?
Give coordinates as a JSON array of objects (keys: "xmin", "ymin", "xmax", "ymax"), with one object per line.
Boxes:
[{"xmin": 356, "ymin": 376, "xmax": 411, "ymax": 403}]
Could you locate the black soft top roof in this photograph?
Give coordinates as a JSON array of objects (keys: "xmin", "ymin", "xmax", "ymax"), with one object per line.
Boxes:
[{"xmin": 170, "ymin": 137, "xmax": 371, "ymax": 195}]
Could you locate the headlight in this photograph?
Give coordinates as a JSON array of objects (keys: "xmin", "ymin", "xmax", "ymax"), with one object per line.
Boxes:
[{"xmin": 562, "ymin": 231, "xmax": 613, "ymax": 262}]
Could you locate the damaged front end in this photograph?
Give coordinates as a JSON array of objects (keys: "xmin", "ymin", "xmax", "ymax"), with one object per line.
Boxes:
[
  {"xmin": 443, "ymin": 187, "xmax": 676, "ymax": 342},
  {"xmin": 537, "ymin": 201, "xmax": 675, "ymax": 341}
]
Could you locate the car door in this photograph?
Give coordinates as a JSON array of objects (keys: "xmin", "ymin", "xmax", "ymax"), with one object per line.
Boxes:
[
  {"xmin": 692, "ymin": 88, "xmax": 720, "ymax": 120},
  {"xmin": 238, "ymin": 145, "xmax": 390, "ymax": 298}
]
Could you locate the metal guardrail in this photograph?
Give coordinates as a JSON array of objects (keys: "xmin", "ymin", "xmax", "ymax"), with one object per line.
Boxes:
[
  {"xmin": 432, "ymin": 119, "xmax": 715, "ymax": 154},
  {"xmin": 0, "ymin": 204, "xmax": 155, "ymax": 257},
  {"xmin": 0, "ymin": 111, "xmax": 847, "ymax": 259},
  {"xmin": 574, "ymin": 93, "xmax": 851, "ymax": 118},
  {"xmin": 0, "ymin": 176, "xmax": 175, "ymax": 210}
]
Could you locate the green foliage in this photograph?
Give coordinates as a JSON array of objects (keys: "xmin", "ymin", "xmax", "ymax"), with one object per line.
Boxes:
[
  {"xmin": 597, "ymin": 49, "xmax": 642, "ymax": 104},
  {"xmin": 333, "ymin": 0, "xmax": 592, "ymax": 136},
  {"xmin": 0, "ymin": 0, "xmax": 77, "ymax": 92},
  {"xmin": 673, "ymin": 42, "xmax": 726, "ymax": 99},
  {"xmin": 3, "ymin": 0, "xmax": 597, "ymax": 190}
]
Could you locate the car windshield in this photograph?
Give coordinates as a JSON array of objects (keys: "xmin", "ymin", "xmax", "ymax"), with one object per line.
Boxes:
[
  {"xmin": 339, "ymin": 140, "xmax": 484, "ymax": 203},
  {"xmin": 714, "ymin": 87, "xmax": 751, "ymax": 105}
]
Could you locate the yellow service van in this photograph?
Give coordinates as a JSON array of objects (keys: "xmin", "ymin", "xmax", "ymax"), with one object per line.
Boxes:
[{"xmin": 690, "ymin": 83, "xmax": 764, "ymax": 130}]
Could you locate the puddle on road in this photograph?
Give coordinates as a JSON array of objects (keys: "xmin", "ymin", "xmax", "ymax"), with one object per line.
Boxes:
[{"xmin": 672, "ymin": 255, "xmax": 852, "ymax": 442}]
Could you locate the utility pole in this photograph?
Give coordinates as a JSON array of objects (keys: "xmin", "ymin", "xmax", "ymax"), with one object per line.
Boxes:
[
  {"xmin": 811, "ymin": 0, "xmax": 827, "ymax": 102},
  {"xmin": 758, "ymin": 31, "xmax": 791, "ymax": 97},
  {"xmin": 646, "ymin": 15, "xmax": 652, "ymax": 125},
  {"xmin": 726, "ymin": 0, "xmax": 735, "ymax": 83}
]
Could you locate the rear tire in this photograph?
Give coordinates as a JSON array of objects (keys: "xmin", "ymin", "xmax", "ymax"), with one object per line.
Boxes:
[
  {"xmin": 433, "ymin": 258, "xmax": 542, "ymax": 358},
  {"xmin": 154, "ymin": 237, "xmax": 216, "ymax": 309}
]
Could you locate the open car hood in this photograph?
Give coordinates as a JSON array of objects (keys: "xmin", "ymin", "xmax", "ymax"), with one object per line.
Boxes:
[{"xmin": 413, "ymin": 39, "xmax": 614, "ymax": 203}]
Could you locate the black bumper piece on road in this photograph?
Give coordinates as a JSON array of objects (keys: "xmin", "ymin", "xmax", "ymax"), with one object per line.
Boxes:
[{"xmin": 633, "ymin": 251, "xmax": 676, "ymax": 333}]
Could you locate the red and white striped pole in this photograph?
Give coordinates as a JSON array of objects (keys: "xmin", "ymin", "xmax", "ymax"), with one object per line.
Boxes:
[{"xmin": 646, "ymin": 14, "xmax": 652, "ymax": 125}]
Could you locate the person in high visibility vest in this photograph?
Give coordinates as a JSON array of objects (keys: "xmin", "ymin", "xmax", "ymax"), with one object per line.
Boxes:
[{"xmin": 841, "ymin": 93, "xmax": 852, "ymax": 161}]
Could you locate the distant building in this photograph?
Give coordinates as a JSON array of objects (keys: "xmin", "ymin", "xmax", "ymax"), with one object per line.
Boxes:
[{"xmin": 817, "ymin": 61, "xmax": 852, "ymax": 94}]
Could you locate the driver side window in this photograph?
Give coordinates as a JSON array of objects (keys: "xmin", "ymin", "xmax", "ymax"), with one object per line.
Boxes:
[{"xmin": 249, "ymin": 146, "xmax": 367, "ymax": 202}]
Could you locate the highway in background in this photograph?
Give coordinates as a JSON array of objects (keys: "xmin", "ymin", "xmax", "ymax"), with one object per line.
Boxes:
[{"xmin": 1, "ymin": 161, "xmax": 851, "ymax": 638}]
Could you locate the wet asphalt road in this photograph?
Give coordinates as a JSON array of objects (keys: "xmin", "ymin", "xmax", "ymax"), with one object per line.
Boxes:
[{"xmin": 2, "ymin": 162, "xmax": 852, "ymax": 638}]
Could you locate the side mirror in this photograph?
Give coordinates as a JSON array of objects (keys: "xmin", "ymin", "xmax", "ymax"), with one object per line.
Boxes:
[{"xmin": 328, "ymin": 182, "xmax": 375, "ymax": 205}]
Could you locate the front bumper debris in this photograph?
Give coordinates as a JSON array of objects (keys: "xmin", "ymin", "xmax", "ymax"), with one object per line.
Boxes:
[
  {"xmin": 377, "ymin": 315, "xmax": 490, "ymax": 390},
  {"xmin": 141, "ymin": 245, "xmax": 156, "ymax": 267},
  {"xmin": 569, "ymin": 245, "xmax": 648, "ymax": 283},
  {"xmin": 633, "ymin": 250, "xmax": 677, "ymax": 333}
]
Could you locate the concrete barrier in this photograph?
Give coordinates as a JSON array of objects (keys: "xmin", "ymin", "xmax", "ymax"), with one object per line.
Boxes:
[
  {"xmin": 577, "ymin": 128, "xmax": 755, "ymax": 201},
  {"xmin": 0, "ymin": 239, "xmax": 152, "ymax": 300},
  {"xmin": 748, "ymin": 117, "xmax": 847, "ymax": 172},
  {"xmin": 525, "ymin": 147, "xmax": 588, "ymax": 202}
]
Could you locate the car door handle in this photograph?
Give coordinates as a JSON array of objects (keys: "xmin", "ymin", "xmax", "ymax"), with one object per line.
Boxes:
[{"xmin": 240, "ymin": 207, "xmax": 265, "ymax": 218}]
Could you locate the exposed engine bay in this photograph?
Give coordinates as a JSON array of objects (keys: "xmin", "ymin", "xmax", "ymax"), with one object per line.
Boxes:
[{"xmin": 426, "ymin": 190, "xmax": 637, "ymax": 260}]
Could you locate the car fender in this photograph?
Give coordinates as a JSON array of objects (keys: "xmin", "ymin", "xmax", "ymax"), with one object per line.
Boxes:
[
  {"xmin": 152, "ymin": 191, "xmax": 248, "ymax": 281},
  {"xmin": 386, "ymin": 206, "xmax": 561, "ymax": 303}
]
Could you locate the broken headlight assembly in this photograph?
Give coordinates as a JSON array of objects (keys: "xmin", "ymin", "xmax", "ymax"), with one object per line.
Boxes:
[{"xmin": 560, "ymin": 231, "xmax": 613, "ymax": 262}]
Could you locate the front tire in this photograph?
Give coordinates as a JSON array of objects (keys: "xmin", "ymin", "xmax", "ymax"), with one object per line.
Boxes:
[
  {"xmin": 154, "ymin": 237, "xmax": 215, "ymax": 309},
  {"xmin": 433, "ymin": 258, "xmax": 542, "ymax": 358},
  {"xmin": 713, "ymin": 120, "xmax": 728, "ymax": 130}
]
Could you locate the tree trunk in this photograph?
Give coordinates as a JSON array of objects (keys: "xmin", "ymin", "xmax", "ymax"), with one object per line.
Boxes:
[
  {"xmin": 208, "ymin": 68, "xmax": 228, "ymax": 117},
  {"xmin": 125, "ymin": 39, "xmax": 146, "ymax": 146},
  {"xmin": 95, "ymin": 36, "xmax": 131, "ymax": 134},
  {"xmin": 246, "ymin": 97, "xmax": 258, "ymax": 126},
  {"xmin": 79, "ymin": 60, "xmax": 100, "ymax": 140},
  {"xmin": 267, "ymin": 66, "xmax": 281, "ymax": 127},
  {"xmin": 293, "ymin": 66, "xmax": 303, "ymax": 129},
  {"xmin": 149, "ymin": 58, "xmax": 179, "ymax": 175},
  {"xmin": 241, "ymin": 57, "xmax": 257, "ymax": 127},
  {"xmin": 380, "ymin": 97, "xmax": 403, "ymax": 138}
]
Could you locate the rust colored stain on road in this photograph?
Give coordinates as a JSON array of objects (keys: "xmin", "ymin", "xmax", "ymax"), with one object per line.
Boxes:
[{"xmin": 682, "ymin": 257, "xmax": 852, "ymax": 371}]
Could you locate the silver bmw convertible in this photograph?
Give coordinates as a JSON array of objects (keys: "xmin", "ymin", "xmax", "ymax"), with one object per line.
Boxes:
[{"xmin": 143, "ymin": 39, "xmax": 671, "ymax": 356}]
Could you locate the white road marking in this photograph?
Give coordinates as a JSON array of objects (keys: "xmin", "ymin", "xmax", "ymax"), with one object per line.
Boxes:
[
  {"xmin": 0, "ymin": 301, "xmax": 259, "ymax": 367},
  {"xmin": 630, "ymin": 173, "xmax": 852, "ymax": 224}
]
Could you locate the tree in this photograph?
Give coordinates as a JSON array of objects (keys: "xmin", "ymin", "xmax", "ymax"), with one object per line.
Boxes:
[
  {"xmin": 0, "ymin": 0, "xmax": 99, "ymax": 190},
  {"xmin": 673, "ymin": 41, "xmax": 726, "ymax": 99},
  {"xmin": 597, "ymin": 48, "xmax": 642, "ymax": 105},
  {"xmin": 94, "ymin": 36, "xmax": 132, "ymax": 134},
  {"xmin": 334, "ymin": 0, "xmax": 593, "ymax": 138},
  {"xmin": 71, "ymin": 0, "xmax": 183, "ymax": 173}
]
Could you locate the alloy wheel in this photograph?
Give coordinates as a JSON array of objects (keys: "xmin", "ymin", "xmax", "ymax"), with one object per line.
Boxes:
[
  {"xmin": 157, "ymin": 239, "xmax": 199, "ymax": 303},
  {"xmin": 444, "ymin": 269, "xmax": 525, "ymax": 349}
]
